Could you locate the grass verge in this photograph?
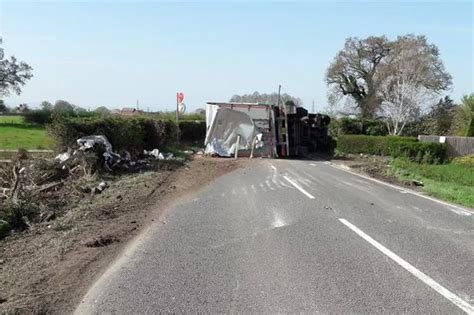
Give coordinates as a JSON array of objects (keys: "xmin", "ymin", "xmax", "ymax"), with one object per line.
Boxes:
[{"xmin": 389, "ymin": 158, "xmax": 474, "ymax": 208}]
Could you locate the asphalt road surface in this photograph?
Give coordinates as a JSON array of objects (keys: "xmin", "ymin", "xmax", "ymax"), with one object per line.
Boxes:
[{"xmin": 76, "ymin": 159, "xmax": 474, "ymax": 314}]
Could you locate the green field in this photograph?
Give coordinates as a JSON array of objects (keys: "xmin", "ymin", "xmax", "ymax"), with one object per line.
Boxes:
[
  {"xmin": 0, "ymin": 116, "xmax": 55, "ymax": 150},
  {"xmin": 0, "ymin": 115, "xmax": 24, "ymax": 124},
  {"xmin": 390, "ymin": 158, "xmax": 474, "ymax": 208}
]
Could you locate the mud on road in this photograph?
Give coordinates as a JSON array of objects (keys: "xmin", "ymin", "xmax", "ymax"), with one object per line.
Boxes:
[{"xmin": 0, "ymin": 156, "xmax": 242, "ymax": 314}]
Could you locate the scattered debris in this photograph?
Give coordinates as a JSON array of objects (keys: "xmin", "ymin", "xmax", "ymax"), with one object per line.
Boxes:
[
  {"xmin": 85, "ymin": 236, "xmax": 119, "ymax": 248},
  {"xmin": 412, "ymin": 180, "xmax": 424, "ymax": 187},
  {"xmin": 0, "ymin": 135, "xmax": 186, "ymax": 239},
  {"xmin": 55, "ymin": 152, "xmax": 71, "ymax": 163},
  {"xmin": 93, "ymin": 181, "xmax": 109, "ymax": 195}
]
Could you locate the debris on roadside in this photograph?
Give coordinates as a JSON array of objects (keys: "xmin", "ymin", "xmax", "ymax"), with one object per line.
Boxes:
[
  {"xmin": 411, "ymin": 180, "xmax": 424, "ymax": 187},
  {"xmin": 0, "ymin": 134, "xmax": 190, "ymax": 240}
]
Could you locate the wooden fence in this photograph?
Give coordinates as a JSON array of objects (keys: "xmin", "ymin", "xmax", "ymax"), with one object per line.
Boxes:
[{"xmin": 418, "ymin": 135, "xmax": 474, "ymax": 158}]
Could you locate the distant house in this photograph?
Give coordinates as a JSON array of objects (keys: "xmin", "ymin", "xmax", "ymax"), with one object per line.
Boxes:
[
  {"xmin": 16, "ymin": 104, "xmax": 30, "ymax": 113},
  {"xmin": 120, "ymin": 107, "xmax": 142, "ymax": 116}
]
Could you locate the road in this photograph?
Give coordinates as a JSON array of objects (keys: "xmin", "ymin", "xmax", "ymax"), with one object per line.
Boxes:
[{"xmin": 76, "ymin": 159, "xmax": 474, "ymax": 314}]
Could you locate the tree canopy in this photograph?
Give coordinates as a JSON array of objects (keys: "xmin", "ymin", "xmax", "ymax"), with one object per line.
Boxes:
[
  {"xmin": 326, "ymin": 35, "xmax": 451, "ymax": 119},
  {"xmin": 230, "ymin": 91, "xmax": 302, "ymax": 107},
  {"xmin": 0, "ymin": 37, "xmax": 33, "ymax": 96}
]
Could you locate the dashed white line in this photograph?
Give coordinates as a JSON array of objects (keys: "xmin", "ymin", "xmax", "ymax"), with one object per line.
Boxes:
[
  {"xmin": 265, "ymin": 179, "xmax": 275, "ymax": 190},
  {"xmin": 270, "ymin": 164, "xmax": 277, "ymax": 171},
  {"xmin": 339, "ymin": 218, "xmax": 474, "ymax": 314},
  {"xmin": 283, "ymin": 175, "xmax": 315, "ymax": 199}
]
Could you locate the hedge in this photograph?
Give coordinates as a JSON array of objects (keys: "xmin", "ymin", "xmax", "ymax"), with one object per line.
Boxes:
[
  {"xmin": 330, "ymin": 117, "xmax": 388, "ymax": 136},
  {"xmin": 47, "ymin": 116, "xmax": 178, "ymax": 153},
  {"xmin": 24, "ymin": 109, "xmax": 53, "ymax": 125},
  {"xmin": 178, "ymin": 120, "xmax": 206, "ymax": 143},
  {"xmin": 47, "ymin": 116, "xmax": 207, "ymax": 153},
  {"xmin": 336, "ymin": 135, "xmax": 445, "ymax": 164}
]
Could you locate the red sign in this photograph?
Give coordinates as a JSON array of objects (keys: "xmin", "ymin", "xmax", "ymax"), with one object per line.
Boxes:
[{"xmin": 177, "ymin": 92, "xmax": 185, "ymax": 103}]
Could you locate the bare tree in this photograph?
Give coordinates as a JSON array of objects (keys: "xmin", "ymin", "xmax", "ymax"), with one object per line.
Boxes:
[
  {"xmin": 327, "ymin": 35, "xmax": 451, "ymax": 119},
  {"xmin": 378, "ymin": 35, "xmax": 452, "ymax": 135},
  {"xmin": 0, "ymin": 38, "xmax": 33, "ymax": 96},
  {"xmin": 379, "ymin": 78, "xmax": 430, "ymax": 135}
]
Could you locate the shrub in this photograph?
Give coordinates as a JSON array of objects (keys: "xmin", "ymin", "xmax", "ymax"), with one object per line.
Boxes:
[
  {"xmin": 336, "ymin": 135, "xmax": 444, "ymax": 164},
  {"xmin": 336, "ymin": 135, "xmax": 417, "ymax": 155},
  {"xmin": 452, "ymin": 154, "xmax": 474, "ymax": 167},
  {"xmin": 388, "ymin": 141, "xmax": 446, "ymax": 164},
  {"xmin": 179, "ymin": 120, "xmax": 206, "ymax": 143},
  {"xmin": 47, "ymin": 116, "xmax": 178, "ymax": 153},
  {"xmin": 332, "ymin": 117, "xmax": 388, "ymax": 136},
  {"xmin": 0, "ymin": 199, "xmax": 40, "ymax": 234},
  {"xmin": 0, "ymin": 219, "xmax": 10, "ymax": 239},
  {"xmin": 24, "ymin": 109, "xmax": 53, "ymax": 125}
]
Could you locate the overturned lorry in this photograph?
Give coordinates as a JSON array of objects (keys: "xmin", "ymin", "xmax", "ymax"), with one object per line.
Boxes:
[{"xmin": 204, "ymin": 102, "xmax": 331, "ymax": 158}]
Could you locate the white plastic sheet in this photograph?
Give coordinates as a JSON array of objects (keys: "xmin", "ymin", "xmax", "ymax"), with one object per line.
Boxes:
[{"xmin": 204, "ymin": 108, "xmax": 262, "ymax": 157}]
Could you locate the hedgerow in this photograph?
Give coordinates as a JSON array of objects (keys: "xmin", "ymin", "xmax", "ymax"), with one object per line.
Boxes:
[{"xmin": 336, "ymin": 135, "xmax": 445, "ymax": 164}]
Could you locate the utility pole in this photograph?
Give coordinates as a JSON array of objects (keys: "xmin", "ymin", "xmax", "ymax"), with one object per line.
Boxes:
[
  {"xmin": 312, "ymin": 99, "xmax": 315, "ymax": 113},
  {"xmin": 176, "ymin": 92, "xmax": 180, "ymax": 145},
  {"xmin": 136, "ymin": 99, "xmax": 139, "ymax": 111}
]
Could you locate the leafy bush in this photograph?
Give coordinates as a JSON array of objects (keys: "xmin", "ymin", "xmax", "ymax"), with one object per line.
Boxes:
[
  {"xmin": 452, "ymin": 154, "xmax": 474, "ymax": 167},
  {"xmin": 47, "ymin": 116, "xmax": 178, "ymax": 153},
  {"xmin": 331, "ymin": 117, "xmax": 388, "ymax": 136},
  {"xmin": 0, "ymin": 199, "xmax": 40, "ymax": 235},
  {"xmin": 179, "ymin": 120, "xmax": 206, "ymax": 143},
  {"xmin": 336, "ymin": 135, "xmax": 416, "ymax": 155},
  {"xmin": 336, "ymin": 135, "xmax": 444, "ymax": 163},
  {"xmin": 388, "ymin": 141, "xmax": 446, "ymax": 164},
  {"xmin": 0, "ymin": 219, "xmax": 10, "ymax": 238},
  {"xmin": 24, "ymin": 109, "xmax": 53, "ymax": 125}
]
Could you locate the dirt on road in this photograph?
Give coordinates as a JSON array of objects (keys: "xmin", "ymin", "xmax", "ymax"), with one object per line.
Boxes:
[{"xmin": 0, "ymin": 156, "xmax": 242, "ymax": 314}]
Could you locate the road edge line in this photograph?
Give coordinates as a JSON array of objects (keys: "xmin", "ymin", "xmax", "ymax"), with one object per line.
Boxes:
[
  {"xmin": 327, "ymin": 162, "xmax": 473, "ymax": 216},
  {"xmin": 338, "ymin": 218, "xmax": 474, "ymax": 314}
]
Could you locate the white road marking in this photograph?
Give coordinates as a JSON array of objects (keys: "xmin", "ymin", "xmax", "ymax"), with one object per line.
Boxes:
[
  {"xmin": 265, "ymin": 179, "xmax": 275, "ymax": 190},
  {"xmin": 251, "ymin": 184, "xmax": 257, "ymax": 193},
  {"xmin": 309, "ymin": 163, "xmax": 317, "ymax": 166},
  {"xmin": 278, "ymin": 178, "xmax": 292, "ymax": 188},
  {"xmin": 270, "ymin": 164, "xmax": 277, "ymax": 171},
  {"xmin": 283, "ymin": 176, "xmax": 315, "ymax": 199},
  {"xmin": 328, "ymin": 163, "xmax": 473, "ymax": 216},
  {"xmin": 272, "ymin": 213, "xmax": 287, "ymax": 228},
  {"xmin": 338, "ymin": 218, "xmax": 474, "ymax": 314},
  {"xmin": 259, "ymin": 182, "xmax": 267, "ymax": 192},
  {"xmin": 272, "ymin": 177, "xmax": 281, "ymax": 188}
]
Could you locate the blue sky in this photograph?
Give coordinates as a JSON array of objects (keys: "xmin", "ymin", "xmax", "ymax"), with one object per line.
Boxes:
[{"xmin": 0, "ymin": 0, "xmax": 472, "ymax": 112}]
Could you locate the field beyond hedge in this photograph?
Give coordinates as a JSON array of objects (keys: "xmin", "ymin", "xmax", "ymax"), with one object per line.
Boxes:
[{"xmin": 0, "ymin": 124, "xmax": 54, "ymax": 150}]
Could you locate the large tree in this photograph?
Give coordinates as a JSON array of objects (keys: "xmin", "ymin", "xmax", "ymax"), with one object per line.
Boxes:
[
  {"xmin": 326, "ymin": 36, "xmax": 391, "ymax": 118},
  {"xmin": 53, "ymin": 99, "xmax": 74, "ymax": 114},
  {"xmin": 230, "ymin": 91, "xmax": 302, "ymax": 107},
  {"xmin": 0, "ymin": 37, "xmax": 33, "ymax": 96},
  {"xmin": 377, "ymin": 35, "xmax": 452, "ymax": 134},
  {"xmin": 326, "ymin": 35, "xmax": 451, "ymax": 119}
]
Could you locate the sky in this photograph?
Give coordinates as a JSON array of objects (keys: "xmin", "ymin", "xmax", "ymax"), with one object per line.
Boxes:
[{"xmin": 0, "ymin": 0, "xmax": 472, "ymax": 113}]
